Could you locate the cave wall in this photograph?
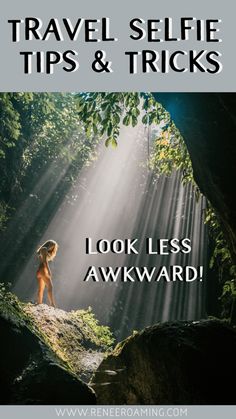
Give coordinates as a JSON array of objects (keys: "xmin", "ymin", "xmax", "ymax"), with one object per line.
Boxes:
[{"xmin": 154, "ymin": 93, "xmax": 236, "ymax": 263}]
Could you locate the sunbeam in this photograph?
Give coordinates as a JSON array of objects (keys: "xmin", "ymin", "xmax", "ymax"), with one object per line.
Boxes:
[{"xmin": 13, "ymin": 122, "xmax": 208, "ymax": 340}]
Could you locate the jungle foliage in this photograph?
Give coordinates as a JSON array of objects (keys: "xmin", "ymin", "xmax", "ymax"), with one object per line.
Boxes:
[
  {"xmin": 0, "ymin": 93, "xmax": 100, "ymax": 282},
  {"xmin": 0, "ymin": 93, "xmax": 97, "ymax": 229},
  {"xmin": 76, "ymin": 92, "xmax": 236, "ymax": 307},
  {"xmin": 0, "ymin": 92, "xmax": 235, "ymax": 314},
  {"xmin": 76, "ymin": 93, "xmax": 195, "ymax": 183}
]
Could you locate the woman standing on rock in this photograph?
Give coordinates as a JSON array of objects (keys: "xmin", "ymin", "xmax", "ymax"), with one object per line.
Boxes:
[{"xmin": 36, "ymin": 239, "xmax": 58, "ymax": 307}]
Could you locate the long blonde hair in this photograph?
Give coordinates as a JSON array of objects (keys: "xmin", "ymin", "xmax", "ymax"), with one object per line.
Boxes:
[{"xmin": 37, "ymin": 239, "xmax": 59, "ymax": 262}]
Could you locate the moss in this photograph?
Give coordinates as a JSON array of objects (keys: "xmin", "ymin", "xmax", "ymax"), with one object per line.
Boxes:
[
  {"xmin": 0, "ymin": 283, "xmax": 114, "ymax": 380},
  {"xmin": 112, "ymin": 330, "xmax": 138, "ymax": 357}
]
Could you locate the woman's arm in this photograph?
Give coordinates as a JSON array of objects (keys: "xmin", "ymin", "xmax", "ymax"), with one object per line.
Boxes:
[{"xmin": 40, "ymin": 247, "xmax": 51, "ymax": 276}]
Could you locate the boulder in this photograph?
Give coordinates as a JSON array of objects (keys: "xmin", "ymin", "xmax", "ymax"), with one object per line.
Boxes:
[
  {"xmin": 92, "ymin": 319, "xmax": 236, "ymax": 404},
  {"xmin": 0, "ymin": 314, "xmax": 96, "ymax": 404},
  {"xmin": 23, "ymin": 303, "xmax": 105, "ymax": 382}
]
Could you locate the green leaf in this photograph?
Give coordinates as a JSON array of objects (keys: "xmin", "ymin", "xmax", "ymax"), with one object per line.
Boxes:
[
  {"xmin": 93, "ymin": 124, "xmax": 98, "ymax": 135},
  {"xmin": 132, "ymin": 115, "xmax": 138, "ymax": 127},
  {"xmin": 107, "ymin": 122, "xmax": 113, "ymax": 137},
  {"xmin": 111, "ymin": 138, "xmax": 118, "ymax": 148},
  {"xmin": 105, "ymin": 138, "xmax": 111, "ymax": 147}
]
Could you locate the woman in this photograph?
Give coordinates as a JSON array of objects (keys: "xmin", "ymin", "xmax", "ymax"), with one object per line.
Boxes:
[{"xmin": 36, "ymin": 239, "xmax": 58, "ymax": 307}]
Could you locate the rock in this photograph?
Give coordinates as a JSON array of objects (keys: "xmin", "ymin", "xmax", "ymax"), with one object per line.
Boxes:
[
  {"xmin": 0, "ymin": 286, "xmax": 115, "ymax": 404},
  {"xmin": 12, "ymin": 360, "xmax": 96, "ymax": 405},
  {"xmin": 154, "ymin": 94, "xmax": 236, "ymax": 263},
  {"xmin": 0, "ymin": 314, "xmax": 96, "ymax": 404},
  {"xmin": 92, "ymin": 319, "xmax": 236, "ymax": 404},
  {"xmin": 23, "ymin": 303, "xmax": 105, "ymax": 382}
]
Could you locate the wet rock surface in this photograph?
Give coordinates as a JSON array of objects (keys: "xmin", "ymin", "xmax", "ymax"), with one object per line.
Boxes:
[{"xmin": 92, "ymin": 319, "xmax": 236, "ymax": 404}]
